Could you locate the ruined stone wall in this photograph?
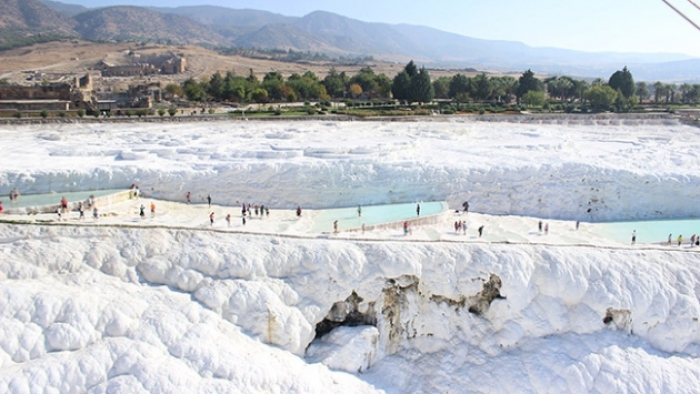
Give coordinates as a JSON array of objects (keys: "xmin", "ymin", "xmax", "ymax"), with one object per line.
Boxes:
[{"xmin": 0, "ymin": 85, "xmax": 72, "ymax": 101}]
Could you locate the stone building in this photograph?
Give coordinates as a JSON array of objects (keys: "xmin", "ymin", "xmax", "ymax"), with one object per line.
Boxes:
[
  {"xmin": 0, "ymin": 74, "xmax": 98, "ymax": 113},
  {"xmin": 98, "ymin": 53, "xmax": 186, "ymax": 77}
]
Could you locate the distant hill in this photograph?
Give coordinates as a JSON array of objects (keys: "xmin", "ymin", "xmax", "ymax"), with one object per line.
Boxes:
[
  {"xmin": 14, "ymin": 0, "xmax": 700, "ymax": 80},
  {"xmin": 151, "ymin": 6, "xmax": 293, "ymax": 29},
  {"xmin": 38, "ymin": 0, "xmax": 87, "ymax": 17},
  {"xmin": 232, "ymin": 23, "xmax": 343, "ymax": 54},
  {"xmin": 73, "ymin": 6, "xmax": 227, "ymax": 46},
  {"xmin": 0, "ymin": 0, "xmax": 75, "ymax": 33}
]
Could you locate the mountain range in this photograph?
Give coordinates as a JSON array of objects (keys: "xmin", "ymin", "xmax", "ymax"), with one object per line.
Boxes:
[{"xmin": 1, "ymin": 0, "xmax": 698, "ymax": 81}]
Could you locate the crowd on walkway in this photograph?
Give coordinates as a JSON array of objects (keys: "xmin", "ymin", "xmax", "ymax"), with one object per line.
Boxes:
[{"xmin": 5, "ymin": 188, "xmax": 700, "ymax": 249}]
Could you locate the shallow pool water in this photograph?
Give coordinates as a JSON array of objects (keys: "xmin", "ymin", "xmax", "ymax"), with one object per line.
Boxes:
[
  {"xmin": 311, "ymin": 201, "xmax": 446, "ymax": 233},
  {"xmin": 2, "ymin": 189, "xmax": 125, "ymax": 209},
  {"xmin": 600, "ymin": 218, "xmax": 700, "ymax": 245}
]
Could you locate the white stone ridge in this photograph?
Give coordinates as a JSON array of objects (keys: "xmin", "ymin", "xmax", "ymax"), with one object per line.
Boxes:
[
  {"xmin": 1, "ymin": 120, "xmax": 699, "ymax": 221},
  {"xmin": 3, "ymin": 119, "xmax": 700, "ymax": 393},
  {"xmin": 2, "ymin": 224, "xmax": 700, "ymax": 393}
]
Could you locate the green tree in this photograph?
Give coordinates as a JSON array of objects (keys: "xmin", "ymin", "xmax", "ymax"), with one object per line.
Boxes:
[
  {"xmin": 404, "ymin": 60, "xmax": 418, "ymax": 78},
  {"xmin": 432, "ymin": 77, "xmax": 450, "ymax": 99},
  {"xmin": 251, "ymin": 88, "xmax": 269, "ymax": 103},
  {"xmin": 373, "ymin": 74, "xmax": 392, "ymax": 98},
  {"xmin": 571, "ymin": 79, "xmax": 589, "ymax": 103},
  {"xmin": 547, "ymin": 76, "xmax": 574, "ymax": 101},
  {"xmin": 165, "ymin": 83, "xmax": 184, "ymax": 98},
  {"xmin": 680, "ymin": 83, "xmax": 693, "ymax": 103},
  {"xmin": 608, "ymin": 66, "xmax": 634, "ymax": 98},
  {"xmin": 516, "ymin": 69, "xmax": 543, "ymax": 102},
  {"xmin": 168, "ymin": 107, "xmax": 177, "ymax": 117},
  {"xmin": 322, "ymin": 67, "xmax": 348, "ymax": 98},
  {"xmin": 490, "ymin": 76, "xmax": 518, "ymax": 103},
  {"xmin": 522, "ymin": 91, "xmax": 545, "ymax": 107},
  {"xmin": 666, "ymin": 84, "xmax": 677, "ymax": 103},
  {"xmin": 585, "ymin": 85, "xmax": 619, "ymax": 111},
  {"xmin": 635, "ymin": 82, "xmax": 649, "ymax": 102},
  {"xmin": 391, "ymin": 71, "xmax": 411, "ymax": 102},
  {"xmin": 653, "ymin": 81, "xmax": 664, "ymax": 103},
  {"xmin": 688, "ymin": 84, "xmax": 700, "ymax": 104},
  {"xmin": 208, "ymin": 72, "xmax": 225, "ymax": 101},
  {"xmin": 448, "ymin": 74, "xmax": 471, "ymax": 100},
  {"xmin": 40, "ymin": 109, "xmax": 49, "ymax": 118},
  {"xmin": 409, "ymin": 67, "xmax": 434, "ymax": 104},
  {"xmin": 349, "ymin": 67, "xmax": 380, "ymax": 99},
  {"xmin": 77, "ymin": 109, "xmax": 85, "ymax": 118},
  {"xmin": 472, "ymin": 73, "xmax": 492, "ymax": 101},
  {"xmin": 183, "ymin": 78, "xmax": 207, "ymax": 102},
  {"xmin": 158, "ymin": 108, "xmax": 166, "ymax": 117}
]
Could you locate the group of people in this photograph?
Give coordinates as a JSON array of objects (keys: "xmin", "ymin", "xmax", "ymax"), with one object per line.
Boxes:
[
  {"xmin": 56, "ymin": 195, "xmax": 99, "ymax": 221},
  {"xmin": 139, "ymin": 202, "xmax": 156, "ymax": 219},
  {"xmin": 666, "ymin": 233, "xmax": 700, "ymax": 247},
  {"xmin": 189, "ymin": 192, "xmax": 273, "ymax": 227}
]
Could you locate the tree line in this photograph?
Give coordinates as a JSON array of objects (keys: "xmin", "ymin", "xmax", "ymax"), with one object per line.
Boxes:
[{"xmin": 168, "ymin": 61, "xmax": 700, "ymax": 112}]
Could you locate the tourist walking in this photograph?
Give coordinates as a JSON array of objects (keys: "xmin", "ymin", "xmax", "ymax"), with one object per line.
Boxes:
[
  {"xmin": 478, "ymin": 225, "xmax": 484, "ymax": 238},
  {"xmin": 209, "ymin": 212, "xmax": 215, "ymax": 226},
  {"xmin": 139, "ymin": 204, "xmax": 145, "ymax": 219},
  {"xmin": 462, "ymin": 221, "xmax": 467, "ymax": 235},
  {"xmin": 631, "ymin": 230, "xmax": 636, "ymax": 245},
  {"xmin": 416, "ymin": 204, "xmax": 420, "ymax": 216},
  {"xmin": 544, "ymin": 223, "xmax": 549, "ymax": 235},
  {"xmin": 538, "ymin": 220, "xmax": 542, "ymax": 232},
  {"xmin": 334, "ymin": 220, "xmax": 338, "ymax": 233},
  {"xmin": 296, "ymin": 206, "xmax": 302, "ymax": 217},
  {"xmin": 207, "ymin": 194, "xmax": 212, "ymax": 208},
  {"xmin": 186, "ymin": 192, "xmax": 191, "ymax": 204},
  {"xmin": 668, "ymin": 234, "xmax": 672, "ymax": 246},
  {"xmin": 678, "ymin": 234, "xmax": 683, "ymax": 246},
  {"xmin": 226, "ymin": 214, "xmax": 231, "ymax": 227},
  {"xmin": 576, "ymin": 221, "xmax": 580, "ymax": 230},
  {"xmin": 78, "ymin": 202, "xmax": 84, "ymax": 220},
  {"xmin": 150, "ymin": 202, "xmax": 156, "ymax": 217},
  {"xmin": 462, "ymin": 201, "xmax": 469, "ymax": 213},
  {"xmin": 93, "ymin": 207, "xmax": 99, "ymax": 220},
  {"xmin": 358, "ymin": 205, "xmax": 362, "ymax": 217}
]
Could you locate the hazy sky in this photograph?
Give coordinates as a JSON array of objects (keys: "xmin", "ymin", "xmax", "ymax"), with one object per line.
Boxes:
[{"xmin": 64, "ymin": 0, "xmax": 700, "ymax": 57}]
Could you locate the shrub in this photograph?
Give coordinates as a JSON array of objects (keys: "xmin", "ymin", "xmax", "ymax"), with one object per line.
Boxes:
[
  {"xmin": 77, "ymin": 109, "xmax": 85, "ymax": 118},
  {"xmin": 40, "ymin": 109, "xmax": 49, "ymax": 118},
  {"xmin": 168, "ymin": 108, "xmax": 177, "ymax": 117},
  {"xmin": 158, "ymin": 108, "xmax": 166, "ymax": 117},
  {"xmin": 13, "ymin": 111, "xmax": 21, "ymax": 119},
  {"xmin": 58, "ymin": 111, "xmax": 66, "ymax": 118},
  {"xmin": 208, "ymin": 108, "xmax": 215, "ymax": 115},
  {"xmin": 125, "ymin": 110, "xmax": 133, "ymax": 117},
  {"xmin": 306, "ymin": 108, "xmax": 315, "ymax": 115}
]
